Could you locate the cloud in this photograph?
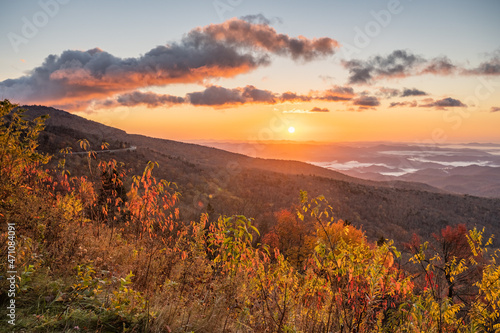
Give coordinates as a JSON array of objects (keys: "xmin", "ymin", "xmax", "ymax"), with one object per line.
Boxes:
[
  {"xmin": 420, "ymin": 57, "xmax": 456, "ymax": 75},
  {"xmin": 377, "ymin": 87, "xmax": 400, "ymax": 98},
  {"xmin": 377, "ymin": 87, "xmax": 427, "ymax": 98},
  {"xmin": 491, "ymin": 106, "xmax": 500, "ymax": 112},
  {"xmin": 241, "ymin": 85, "xmax": 277, "ymax": 103},
  {"xmin": 389, "ymin": 101, "xmax": 418, "ymax": 108},
  {"xmin": 317, "ymin": 86, "xmax": 355, "ymax": 101},
  {"xmin": 199, "ymin": 17, "xmax": 338, "ymax": 62},
  {"xmin": 401, "ymin": 88, "xmax": 427, "ymax": 97},
  {"xmin": 0, "ymin": 17, "xmax": 338, "ymax": 109},
  {"xmin": 282, "ymin": 107, "xmax": 329, "ymax": 114},
  {"xmin": 187, "ymin": 85, "xmax": 354, "ymax": 107},
  {"xmin": 88, "ymin": 83, "xmax": 358, "ymax": 110},
  {"xmin": 186, "ymin": 84, "xmax": 359, "ymax": 107},
  {"xmin": 464, "ymin": 50, "xmax": 500, "ymax": 75},
  {"xmin": 343, "ymin": 50, "xmax": 424, "ymax": 84},
  {"xmin": 341, "ymin": 60, "xmax": 373, "ymax": 84},
  {"xmin": 352, "ymin": 95, "xmax": 380, "ymax": 107},
  {"xmin": 187, "ymin": 85, "xmax": 276, "ymax": 106},
  {"xmin": 420, "ymin": 97, "xmax": 466, "ymax": 109},
  {"xmin": 279, "ymin": 86, "xmax": 355, "ymax": 104},
  {"xmin": 0, "ymin": 44, "xmax": 261, "ymax": 107},
  {"xmin": 279, "ymin": 91, "xmax": 312, "ymax": 102},
  {"xmin": 94, "ymin": 91, "xmax": 185, "ymax": 109},
  {"xmin": 240, "ymin": 14, "xmax": 272, "ymax": 25},
  {"xmin": 240, "ymin": 13, "xmax": 282, "ymax": 25},
  {"xmin": 319, "ymin": 75, "xmax": 334, "ymax": 82},
  {"xmin": 310, "ymin": 107, "xmax": 329, "ymax": 112},
  {"xmin": 343, "ymin": 49, "xmax": 500, "ymax": 85}
]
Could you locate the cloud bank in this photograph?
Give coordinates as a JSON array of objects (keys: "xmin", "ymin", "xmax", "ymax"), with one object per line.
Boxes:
[
  {"xmin": 95, "ymin": 85, "xmax": 359, "ymax": 109},
  {"xmin": 0, "ymin": 17, "xmax": 338, "ymax": 108},
  {"xmin": 1, "ymin": 16, "xmax": 498, "ymax": 114}
]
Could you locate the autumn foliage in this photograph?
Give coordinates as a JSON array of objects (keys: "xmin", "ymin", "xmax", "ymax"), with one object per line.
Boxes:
[{"xmin": 2, "ymin": 99, "xmax": 500, "ymax": 332}]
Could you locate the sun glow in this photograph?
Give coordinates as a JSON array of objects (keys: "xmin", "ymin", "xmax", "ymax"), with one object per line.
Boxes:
[{"xmin": 288, "ymin": 126, "xmax": 295, "ymax": 134}]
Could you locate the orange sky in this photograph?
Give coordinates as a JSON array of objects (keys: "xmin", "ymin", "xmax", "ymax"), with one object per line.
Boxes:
[
  {"xmin": 1, "ymin": 2, "xmax": 499, "ymax": 143},
  {"xmin": 85, "ymin": 98, "xmax": 499, "ymax": 143}
]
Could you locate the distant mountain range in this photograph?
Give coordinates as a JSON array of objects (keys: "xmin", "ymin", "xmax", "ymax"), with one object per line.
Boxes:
[
  {"xmin": 22, "ymin": 105, "xmax": 500, "ymax": 247},
  {"xmin": 199, "ymin": 141, "xmax": 500, "ymax": 198}
]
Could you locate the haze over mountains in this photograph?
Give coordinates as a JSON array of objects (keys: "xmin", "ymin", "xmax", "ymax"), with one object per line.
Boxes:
[
  {"xmin": 23, "ymin": 105, "xmax": 500, "ymax": 247},
  {"xmin": 199, "ymin": 141, "xmax": 500, "ymax": 198}
]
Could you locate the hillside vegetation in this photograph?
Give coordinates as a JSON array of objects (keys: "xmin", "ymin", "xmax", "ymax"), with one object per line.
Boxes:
[
  {"xmin": 22, "ymin": 105, "xmax": 500, "ymax": 248},
  {"xmin": 2, "ymin": 100, "xmax": 500, "ymax": 332}
]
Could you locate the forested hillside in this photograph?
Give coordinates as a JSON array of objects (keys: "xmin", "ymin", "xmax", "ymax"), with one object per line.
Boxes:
[
  {"xmin": 24, "ymin": 105, "xmax": 500, "ymax": 247},
  {"xmin": 2, "ymin": 100, "xmax": 500, "ymax": 332}
]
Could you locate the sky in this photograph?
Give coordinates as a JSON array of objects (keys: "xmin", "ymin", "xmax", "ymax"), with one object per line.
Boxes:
[{"xmin": 1, "ymin": 0, "xmax": 499, "ymax": 143}]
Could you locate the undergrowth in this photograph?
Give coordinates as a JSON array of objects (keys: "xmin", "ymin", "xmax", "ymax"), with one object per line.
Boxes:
[{"xmin": 2, "ymin": 100, "xmax": 500, "ymax": 332}]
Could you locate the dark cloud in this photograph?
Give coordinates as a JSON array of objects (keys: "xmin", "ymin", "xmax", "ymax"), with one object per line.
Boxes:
[
  {"xmin": 352, "ymin": 95, "xmax": 380, "ymax": 107},
  {"xmin": 95, "ymin": 91, "xmax": 185, "ymax": 109},
  {"xmin": 90, "ymin": 84, "xmax": 357, "ymax": 110},
  {"xmin": 420, "ymin": 97, "xmax": 466, "ymax": 108},
  {"xmin": 464, "ymin": 50, "xmax": 500, "ymax": 75},
  {"xmin": 188, "ymin": 86, "xmax": 246, "ymax": 106},
  {"xmin": 310, "ymin": 107, "xmax": 329, "ymax": 112},
  {"xmin": 342, "ymin": 60, "xmax": 373, "ymax": 84},
  {"xmin": 343, "ymin": 49, "xmax": 500, "ymax": 85},
  {"xmin": 241, "ymin": 85, "xmax": 277, "ymax": 103},
  {"xmin": 0, "ymin": 45, "xmax": 263, "ymax": 108},
  {"xmin": 378, "ymin": 87, "xmax": 427, "ymax": 98},
  {"xmin": 432, "ymin": 98, "xmax": 466, "ymax": 108},
  {"xmin": 0, "ymin": 43, "xmax": 265, "ymax": 107},
  {"xmin": 401, "ymin": 88, "xmax": 427, "ymax": 97},
  {"xmin": 317, "ymin": 86, "xmax": 355, "ymax": 101},
  {"xmin": 187, "ymin": 85, "xmax": 276, "ymax": 106},
  {"xmin": 0, "ymin": 18, "xmax": 338, "ymax": 109},
  {"xmin": 420, "ymin": 57, "xmax": 456, "ymax": 75},
  {"xmin": 279, "ymin": 92, "xmax": 312, "ymax": 102},
  {"xmin": 491, "ymin": 106, "xmax": 500, "ymax": 112},
  {"xmin": 343, "ymin": 50, "xmax": 424, "ymax": 84},
  {"xmin": 389, "ymin": 101, "xmax": 418, "ymax": 108}
]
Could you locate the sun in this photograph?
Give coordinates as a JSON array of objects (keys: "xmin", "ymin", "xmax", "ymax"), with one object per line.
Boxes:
[{"xmin": 288, "ymin": 126, "xmax": 295, "ymax": 134}]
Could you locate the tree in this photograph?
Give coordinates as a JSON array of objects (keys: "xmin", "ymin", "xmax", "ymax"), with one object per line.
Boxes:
[
  {"xmin": 0, "ymin": 100, "xmax": 49, "ymax": 200},
  {"xmin": 294, "ymin": 191, "xmax": 413, "ymax": 332},
  {"xmin": 406, "ymin": 224, "xmax": 484, "ymax": 305},
  {"xmin": 262, "ymin": 208, "xmax": 310, "ymax": 270},
  {"xmin": 96, "ymin": 159, "xmax": 128, "ymax": 224},
  {"xmin": 405, "ymin": 224, "xmax": 489, "ymax": 331}
]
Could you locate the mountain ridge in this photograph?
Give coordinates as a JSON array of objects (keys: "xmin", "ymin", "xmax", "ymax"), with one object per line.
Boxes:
[
  {"xmin": 23, "ymin": 105, "xmax": 443, "ymax": 193},
  {"xmin": 21, "ymin": 105, "xmax": 500, "ymax": 246}
]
